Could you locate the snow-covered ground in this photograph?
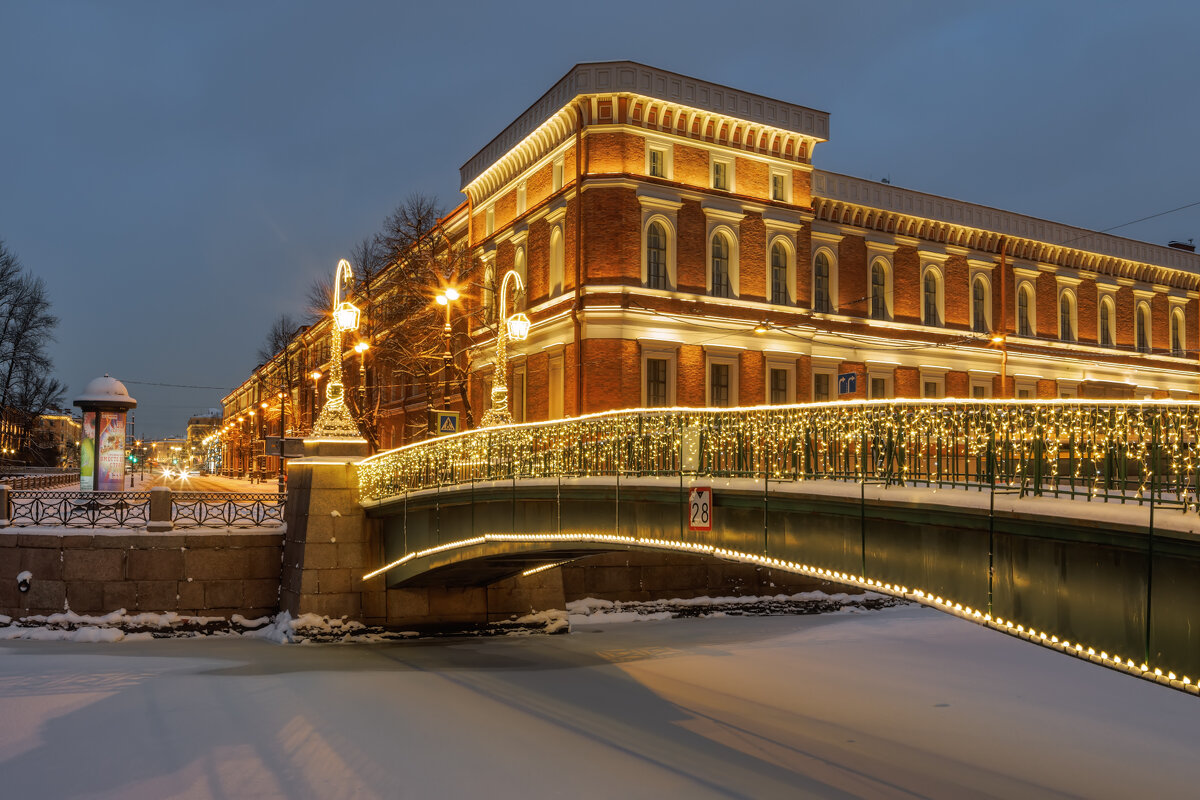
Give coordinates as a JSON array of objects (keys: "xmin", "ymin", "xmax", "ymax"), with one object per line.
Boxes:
[{"xmin": 0, "ymin": 605, "xmax": 1195, "ymax": 799}]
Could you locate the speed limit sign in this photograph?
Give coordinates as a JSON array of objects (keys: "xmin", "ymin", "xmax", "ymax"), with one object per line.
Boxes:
[{"xmin": 688, "ymin": 486, "xmax": 712, "ymax": 531}]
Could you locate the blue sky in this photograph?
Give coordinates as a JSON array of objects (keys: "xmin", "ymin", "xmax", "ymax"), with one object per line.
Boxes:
[{"xmin": 2, "ymin": 1, "xmax": 1197, "ymax": 436}]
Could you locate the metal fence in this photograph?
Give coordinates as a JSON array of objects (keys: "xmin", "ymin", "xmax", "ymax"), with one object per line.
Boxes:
[
  {"xmin": 9, "ymin": 491, "xmax": 152, "ymax": 528},
  {"xmin": 5, "ymin": 490, "xmax": 285, "ymax": 529},
  {"xmin": 0, "ymin": 472, "xmax": 81, "ymax": 490},
  {"xmin": 357, "ymin": 400, "xmax": 1200, "ymax": 512},
  {"xmin": 172, "ymin": 492, "xmax": 285, "ymax": 528}
]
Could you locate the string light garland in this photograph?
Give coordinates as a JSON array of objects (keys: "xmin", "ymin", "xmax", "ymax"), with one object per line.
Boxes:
[
  {"xmin": 363, "ymin": 529, "xmax": 1199, "ymax": 695},
  {"xmin": 357, "ymin": 399, "xmax": 1200, "ymax": 513}
]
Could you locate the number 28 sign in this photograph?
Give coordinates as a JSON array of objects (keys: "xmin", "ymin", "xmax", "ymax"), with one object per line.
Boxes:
[{"xmin": 688, "ymin": 486, "xmax": 713, "ymax": 531}]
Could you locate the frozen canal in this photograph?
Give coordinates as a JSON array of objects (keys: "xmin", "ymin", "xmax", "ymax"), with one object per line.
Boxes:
[{"xmin": 0, "ymin": 605, "xmax": 1196, "ymax": 799}]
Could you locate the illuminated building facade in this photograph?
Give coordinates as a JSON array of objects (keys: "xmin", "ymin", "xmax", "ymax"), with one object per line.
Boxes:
[{"xmin": 227, "ymin": 61, "xmax": 1199, "ymax": 456}]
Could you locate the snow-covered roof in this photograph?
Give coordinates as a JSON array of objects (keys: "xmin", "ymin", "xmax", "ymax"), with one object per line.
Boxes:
[{"xmin": 73, "ymin": 374, "xmax": 137, "ymax": 408}]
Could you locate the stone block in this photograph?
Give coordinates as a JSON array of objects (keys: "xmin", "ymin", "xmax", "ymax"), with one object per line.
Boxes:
[
  {"xmin": 63, "ymin": 548, "xmax": 125, "ymax": 582},
  {"xmin": 585, "ymin": 567, "xmax": 641, "ymax": 595},
  {"xmin": 135, "ymin": 580, "xmax": 179, "ymax": 612},
  {"xmin": 205, "ymin": 580, "xmax": 244, "ymax": 610},
  {"xmin": 361, "ymin": 589, "xmax": 385, "ymax": 623},
  {"xmin": 17, "ymin": 533, "xmax": 57, "ymax": 548},
  {"xmin": 96, "ymin": 535, "xmax": 142, "ymax": 550},
  {"xmin": 317, "ymin": 569, "xmax": 352, "ymax": 594},
  {"xmin": 335, "ymin": 541, "xmax": 368, "ymax": 570},
  {"xmin": 0, "ymin": 532, "xmax": 16, "ymax": 547},
  {"xmin": 243, "ymin": 546, "xmax": 283, "ymax": 580},
  {"xmin": 298, "ymin": 592, "xmax": 360, "ymax": 620},
  {"xmin": 301, "ymin": 542, "xmax": 338, "ymax": 570},
  {"xmin": 20, "ymin": 546, "xmax": 63, "ymax": 581},
  {"xmin": 184, "ymin": 533, "xmax": 233, "ymax": 549},
  {"xmin": 102, "ymin": 582, "xmax": 137, "ymax": 612},
  {"xmin": 242, "ymin": 579, "xmax": 279, "ymax": 610},
  {"xmin": 127, "ymin": 548, "xmax": 184, "ymax": 581},
  {"xmin": 386, "ymin": 588, "xmax": 429, "ymax": 620},
  {"xmin": 66, "ymin": 581, "xmax": 106, "ymax": 614},
  {"xmin": 0, "ymin": 549, "xmax": 19, "ymax": 580},
  {"xmin": 427, "ymin": 586, "xmax": 487, "ymax": 618},
  {"xmin": 23, "ymin": 579, "xmax": 65, "ymax": 615},
  {"xmin": 177, "ymin": 580, "xmax": 204, "ymax": 612},
  {"xmin": 60, "ymin": 534, "xmax": 95, "ymax": 548},
  {"xmin": 300, "ymin": 570, "xmax": 319, "ymax": 594},
  {"xmin": 184, "ymin": 549, "xmax": 249, "ymax": 581}
]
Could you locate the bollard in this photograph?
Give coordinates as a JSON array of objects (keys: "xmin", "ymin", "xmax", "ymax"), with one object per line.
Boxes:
[
  {"xmin": 146, "ymin": 486, "xmax": 173, "ymax": 532},
  {"xmin": 0, "ymin": 484, "xmax": 8, "ymax": 527}
]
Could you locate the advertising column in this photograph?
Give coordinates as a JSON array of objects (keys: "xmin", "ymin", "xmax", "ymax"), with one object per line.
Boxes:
[
  {"xmin": 73, "ymin": 374, "xmax": 136, "ymax": 492},
  {"xmin": 80, "ymin": 411, "xmax": 96, "ymax": 491}
]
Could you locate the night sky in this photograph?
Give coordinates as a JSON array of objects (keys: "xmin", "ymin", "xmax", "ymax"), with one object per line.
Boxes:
[{"xmin": 3, "ymin": 1, "xmax": 1198, "ymax": 437}]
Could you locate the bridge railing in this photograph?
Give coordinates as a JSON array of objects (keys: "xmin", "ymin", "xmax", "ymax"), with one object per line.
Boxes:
[
  {"xmin": 2, "ymin": 489, "xmax": 285, "ymax": 529},
  {"xmin": 357, "ymin": 400, "xmax": 1200, "ymax": 512}
]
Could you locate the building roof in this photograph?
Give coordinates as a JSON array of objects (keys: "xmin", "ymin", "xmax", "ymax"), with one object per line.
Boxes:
[{"xmin": 460, "ymin": 61, "xmax": 830, "ymax": 190}]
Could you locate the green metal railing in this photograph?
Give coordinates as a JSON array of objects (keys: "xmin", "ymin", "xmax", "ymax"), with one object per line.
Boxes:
[{"xmin": 357, "ymin": 400, "xmax": 1200, "ymax": 512}]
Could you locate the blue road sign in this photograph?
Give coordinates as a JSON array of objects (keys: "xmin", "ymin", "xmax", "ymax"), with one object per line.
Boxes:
[
  {"xmin": 837, "ymin": 372, "xmax": 857, "ymax": 395},
  {"xmin": 436, "ymin": 411, "xmax": 460, "ymax": 435}
]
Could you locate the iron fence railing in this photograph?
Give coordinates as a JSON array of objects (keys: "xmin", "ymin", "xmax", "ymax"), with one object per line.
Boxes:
[
  {"xmin": 171, "ymin": 492, "xmax": 285, "ymax": 528},
  {"xmin": 5, "ymin": 490, "xmax": 285, "ymax": 529},
  {"xmin": 0, "ymin": 472, "xmax": 81, "ymax": 490},
  {"xmin": 357, "ymin": 400, "xmax": 1200, "ymax": 513},
  {"xmin": 9, "ymin": 491, "xmax": 151, "ymax": 527}
]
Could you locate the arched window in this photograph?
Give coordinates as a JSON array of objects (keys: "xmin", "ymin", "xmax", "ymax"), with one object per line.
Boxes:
[
  {"xmin": 1172, "ymin": 309, "xmax": 1186, "ymax": 356},
  {"xmin": 514, "ymin": 247, "xmax": 527, "ymax": 311},
  {"xmin": 549, "ymin": 227, "xmax": 564, "ymax": 297},
  {"xmin": 1099, "ymin": 296, "xmax": 1115, "ymax": 347},
  {"xmin": 770, "ymin": 243, "xmax": 789, "ymax": 305},
  {"xmin": 813, "ymin": 251, "xmax": 831, "ymax": 313},
  {"xmin": 923, "ymin": 269, "xmax": 941, "ymax": 327},
  {"xmin": 711, "ymin": 233, "xmax": 731, "ymax": 298},
  {"xmin": 647, "ymin": 222, "xmax": 667, "ymax": 290},
  {"xmin": 1136, "ymin": 303, "xmax": 1151, "ymax": 353},
  {"xmin": 1059, "ymin": 292, "xmax": 1076, "ymax": 342},
  {"xmin": 1017, "ymin": 284, "xmax": 1033, "ymax": 337},
  {"xmin": 971, "ymin": 276, "xmax": 989, "ymax": 333},
  {"xmin": 483, "ymin": 261, "xmax": 496, "ymax": 324},
  {"xmin": 870, "ymin": 261, "xmax": 888, "ymax": 320}
]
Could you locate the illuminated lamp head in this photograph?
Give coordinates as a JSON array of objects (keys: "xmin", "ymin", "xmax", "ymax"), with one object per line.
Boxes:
[
  {"xmin": 334, "ymin": 301, "xmax": 360, "ymax": 331},
  {"xmin": 506, "ymin": 312, "xmax": 532, "ymax": 341}
]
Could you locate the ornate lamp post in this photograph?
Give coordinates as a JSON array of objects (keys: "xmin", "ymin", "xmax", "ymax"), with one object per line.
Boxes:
[
  {"xmin": 481, "ymin": 270, "xmax": 531, "ymax": 427},
  {"xmin": 310, "ymin": 259, "xmax": 366, "ymax": 440}
]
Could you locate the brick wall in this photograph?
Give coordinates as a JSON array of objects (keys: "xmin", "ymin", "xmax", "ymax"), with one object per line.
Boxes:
[
  {"xmin": 739, "ymin": 351, "xmax": 764, "ymax": 406},
  {"xmin": 677, "ymin": 200, "xmax": 706, "ymax": 293},
  {"xmin": 0, "ymin": 530, "xmax": 282, "ymax": 619},
  {"xmin": 893, "ymin": 246, "xmax": 920, "ymax": 324},
  {"xmin": 678, "ymin": 345, "xmax": 705, "ymax": 406},
  {"xmin": 739, "ymin": 213, "xmax": 766, "ymax": 301},
  {"xmin": 839, "ymin": 236, "xmax": 867, "ymax": 316},
  {"xmin": 582, "ymin": 339, "xmax": 640, "ymax": 414},
  {"xmin": 583, "ymin": 187, "xmax": 640, "ymax": 285}
]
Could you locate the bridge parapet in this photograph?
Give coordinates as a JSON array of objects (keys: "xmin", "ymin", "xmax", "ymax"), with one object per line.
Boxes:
[{"xmin": 358, "ymin": 400, "xmax": 1200, "ymax": 513}]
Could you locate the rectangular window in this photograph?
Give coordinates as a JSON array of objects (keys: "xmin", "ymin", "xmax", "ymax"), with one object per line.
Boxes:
[
  {"xmin": 870, "ymin": 377, "xmax": 887, "ymax": 400},
  {"xmin": 712, "ymin": 161, "xmax": 728, "ymax": 191},
  {"xmin": 1017, "ymin": 388, "xmax": 1032, "ymax": 399},
  {"xmin": 648, "ymin": 148, "xmax": 666, "ymax": 178},
  {"xmin": 813, "ymin": 372, "xmax": 831, "ymax": 402},
  {"xmin": 771, "ymin": 173, "xmax": 787, "ymax": 202},
  {"xmin": 710, "ymin": 363, "xmax": 730, "ymax": 407},
  {"xmin": 923, "ymin": 381, "xmax": 939, "ymax": 399},
  {"xmin": 770, "ymin": 368, "xmax": 788, "ymax": 404},
  {"xmin": 646, "ymin": 359, "xmax": 668, "ymax": 407}
]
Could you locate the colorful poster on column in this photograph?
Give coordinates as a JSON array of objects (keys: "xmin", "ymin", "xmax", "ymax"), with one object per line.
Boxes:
[
  {"xmin": 96, "ymin": 411, "xmax": 126, "ymax": 491},
  {"xmin": 80, "ymin": 412, "xmax": 96, "ymax": 491}
]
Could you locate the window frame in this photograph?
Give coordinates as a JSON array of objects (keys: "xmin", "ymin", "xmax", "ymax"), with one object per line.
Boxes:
[
  {"xmin": 768, "ymin": 236, "xmax": 795, "ymax": 305},
  {"xmin": 1058, "ymin": 289, "xmax": 1078, "ymax": 342},
  {"xmin": 705, "ymin": 350, "xmax": 740, "ymax": 407},
  {"xmin": 922, "ymin": 265, "xmax": 944, "ymax": 328},
  {"xmin": 1136, "ymin": 302, "xmax": 1152, "ymax": 353},
  {"xmin": 1017, "ymin": 282, "xmax": 1035, "ymax": 338},
  {"xmin": 645, "ymin": 137, "xmax": 673, "ymax": 180},
  {"xmin": 549, "ymin": 224, "xmax": 565, "ymax": 297},
  {"xmin": 970, "ymin": 274, "xmax": 992, "ymax": 333},
  {"xmin": 1098, "ymin": 295, "xmax": 1116, "ymax": 348},
  {"xmin": 769, "ymin": 168, "xmax": 791, "ymax": 203},
  {"xmin": 869, "ymin": 258, "xmax": 892, "ymax": 321},
  {"xmin": 812, "ymin": 248, "xmax": 836, "ymax": 314},
  {"xmin": 706, "ymin": 227, "xmax": 739, "ymax": 299},
  {"xmin": 1171, "ymin": 307, "xmax": 1186, "ymax": 357},
  {"xmin": 764, "ymin": 358, "xmax": 796, "ymax": 405},
  {"xmin": 710, "ymin": 155, "xmax": 734, "ymax": 192}
]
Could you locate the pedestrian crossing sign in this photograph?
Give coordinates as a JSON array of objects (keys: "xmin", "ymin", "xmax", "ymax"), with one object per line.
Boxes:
[{"xmin": 436, "ymin": 411, "xmax": 460, "ymax": 435}]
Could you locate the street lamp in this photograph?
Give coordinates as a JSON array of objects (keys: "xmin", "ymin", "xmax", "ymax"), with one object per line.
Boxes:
[
  {"xmin": 435, "ymin": 287, "xmax": 459, "ymax": 412},
  {"xmin": 310, "ymin": 259, "xmax": 366, "ymax": 440},
  {"xmin": 310, "ymin": 370, "xmax": 322, "ymax": 429},
  {"xmin": 481, "ymin": 270, "xmax": 530, "ymax": 427}
]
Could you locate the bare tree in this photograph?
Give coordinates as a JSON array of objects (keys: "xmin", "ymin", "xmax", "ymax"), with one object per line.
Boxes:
[
  {"xmin": 256, "ymin": 313, "xmax": 305, "ymax": 437},
  {"xmin": 358, "ymin": 193, "xmax": 479, "ymax": 445},
  {"xmin": 0, "ymin": 240, "xmax": 66, "ymax": 457}
]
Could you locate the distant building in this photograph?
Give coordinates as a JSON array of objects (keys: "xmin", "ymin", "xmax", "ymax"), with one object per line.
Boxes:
[
  {"xmin": 33, "ymin": 410, "xmax": 81, "ymax": 467},
  {"xmin": 225, "ymin": 61, "xmax": 1200, "ymax": 458}
]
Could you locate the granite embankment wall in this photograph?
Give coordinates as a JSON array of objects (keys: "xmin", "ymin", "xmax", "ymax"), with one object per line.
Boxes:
[{"xmin": 0, "ymin": 530, "xmax": 283, "ymax": 619}]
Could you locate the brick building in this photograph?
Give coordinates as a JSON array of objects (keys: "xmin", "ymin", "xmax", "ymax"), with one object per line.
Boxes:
[{"xmin": 227, "ymin": 61, "xmax": 1199, "ymax": 456}]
